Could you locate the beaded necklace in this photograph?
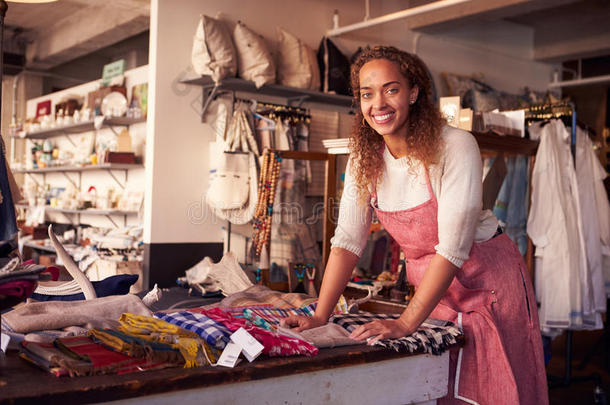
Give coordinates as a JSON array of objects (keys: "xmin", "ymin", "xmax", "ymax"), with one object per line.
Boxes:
[{"xmin": 252, "ymin": 150, "xmax": 282, "ymax": 257}]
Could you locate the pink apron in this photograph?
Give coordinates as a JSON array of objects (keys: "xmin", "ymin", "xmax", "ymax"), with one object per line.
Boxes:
[{"xmin": 371, "ymin": 170, "xmax": 548, "ymax": 405}]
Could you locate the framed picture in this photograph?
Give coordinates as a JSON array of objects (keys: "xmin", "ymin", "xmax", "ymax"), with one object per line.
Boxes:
[
  {"xmin": 36, "ymin": 100, "xmax": 52, "ymax": 118},
  {"xmin": 131, "ymin": 83, "xmax": 148, "ymax": 118},
  {"xmin": 440, "ymin": 96, "xmax": 461, "ymax": 128}
]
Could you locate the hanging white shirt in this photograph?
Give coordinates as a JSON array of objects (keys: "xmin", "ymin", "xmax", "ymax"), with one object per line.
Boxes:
[
  {"xmin": 576, "ymin": 126, "xmax": 610, "ymax": 304},
  {"xmin": 527, "ymin": 120, "xmax": 602, "ymax": 334}
]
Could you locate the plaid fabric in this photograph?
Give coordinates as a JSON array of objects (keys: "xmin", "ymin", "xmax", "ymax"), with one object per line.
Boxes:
[
  {"xmin": 221, "ymin": 304, "xmax": 274, "ymax": 318},
  {"xmin": 192, "ymin": 307, "xmax": 319, "ymax": 357},
  {"xmin": 240, "ymin": 305, "xmax": 317, "ymax": 332},
  {"xmin": 329, "ymin": 312, "xmax": 398, "ymax": 332},
  {"xmin": 330, "ymin": 312, "xmax": 463, "ymax": 356},
  {"xmin": 117, "ymin": 313, "xmax": 217, "ymax": 367},
  {"xmin": 241, "ymin": 304, "xmax": 317, "ymax": 325},
  {"xmin": 154, "ymin": 311, "xmax": 231, "ymax": 349}
]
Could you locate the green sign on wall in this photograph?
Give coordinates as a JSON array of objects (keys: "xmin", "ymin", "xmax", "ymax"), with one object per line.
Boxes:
[{"xmin": 102, "ymin": 59, "xmax": 126, "ymax": 86}]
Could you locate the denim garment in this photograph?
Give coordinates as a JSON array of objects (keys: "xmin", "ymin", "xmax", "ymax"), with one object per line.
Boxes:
[{"xmin": 493, "ymin": 156, "xmax": 530, "ymax": 255}]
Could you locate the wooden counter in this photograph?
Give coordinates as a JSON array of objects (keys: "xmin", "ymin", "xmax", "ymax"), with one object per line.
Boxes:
[{"xmin": 0, "ymin": 341, "xmax": 459, "ymax": 405}]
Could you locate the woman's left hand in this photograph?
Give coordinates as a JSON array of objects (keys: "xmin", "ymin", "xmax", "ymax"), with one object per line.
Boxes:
[{"xmin": 349, "ymin": 318, "xmax": 414, "ymax": 344}]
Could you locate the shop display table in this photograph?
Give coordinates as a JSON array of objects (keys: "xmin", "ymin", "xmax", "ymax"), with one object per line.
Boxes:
[{"xmin": 0, "ymin": 341, "xmax": 457, "ymax": 404}]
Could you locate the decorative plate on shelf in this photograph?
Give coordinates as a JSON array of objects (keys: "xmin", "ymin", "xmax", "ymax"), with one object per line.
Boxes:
[{"xmin": 101, "ymin": 92, "xmax": 128, "ymax": 117}]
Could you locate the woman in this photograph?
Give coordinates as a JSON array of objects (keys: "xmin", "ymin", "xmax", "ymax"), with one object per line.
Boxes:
[{"xmin": 282, "ymin": 46, "xmax": 548, "ymax": 404}]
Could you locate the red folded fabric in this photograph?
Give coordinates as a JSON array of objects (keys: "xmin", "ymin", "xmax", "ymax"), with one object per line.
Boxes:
[
  {"xmin": 191, "ymin": 307, "xmax": 318, "ymax": 357},
  {"xmin": 0, "ymin": 280, "xmax": 37, "ymax": 298},
  {"xmin": 55, "ymin": 336, "xmax": 171, "ymax": 375},
  {"xmin": 43, "ymin": 266, "xmax": 60, "ymax": 281}
]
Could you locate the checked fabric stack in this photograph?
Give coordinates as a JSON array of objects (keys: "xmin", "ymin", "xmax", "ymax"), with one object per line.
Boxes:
[{"xmin": 330, "ymin": 312, "xmax": 462, "ymax": 355}]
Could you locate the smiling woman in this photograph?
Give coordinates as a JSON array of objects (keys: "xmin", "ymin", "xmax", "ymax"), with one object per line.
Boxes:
[
  {"xmin": 281, "ymin": 46, "xmax": 549, "ymax": 405},
  {"xmin": 349, "ymin": 47, "xmax": 444, "ymax": 203}
]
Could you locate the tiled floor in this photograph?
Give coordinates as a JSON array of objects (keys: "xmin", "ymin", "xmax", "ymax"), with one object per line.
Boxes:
[{"xmin": 547, "ymin": 329, "xmax": 610, "ymax": 404}]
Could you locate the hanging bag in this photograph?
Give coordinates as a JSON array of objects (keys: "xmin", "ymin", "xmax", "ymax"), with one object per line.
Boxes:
[{"xmin": 206, "ymin": 106, "xmax": 259, "ymax": 224}]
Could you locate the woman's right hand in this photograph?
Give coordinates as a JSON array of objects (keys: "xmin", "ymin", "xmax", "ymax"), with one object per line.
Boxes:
[{"xmin": 280, "ymin": 315, "xmax": 327, "ymax": 332}]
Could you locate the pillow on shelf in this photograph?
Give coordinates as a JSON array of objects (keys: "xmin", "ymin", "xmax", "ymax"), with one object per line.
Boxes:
[
  {"xmin": 276, "ymin": 27, "xmax": 320, "ymax": 90},
  {"xmin": 233, "ymin": 21, "xmax": 275, "ymax": 88},
  {"xmin": 317, "ymin": 37, "xmax": 351, "ymax": 96},
  {"xmin": 191, "ymin": 14, "xmax": 237, "ymax": 83}
]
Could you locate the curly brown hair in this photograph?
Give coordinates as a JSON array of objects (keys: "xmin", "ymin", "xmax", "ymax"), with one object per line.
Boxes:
[{"xmin": 349, "ymin": 46, "xmax": 445, "ymax": 202}]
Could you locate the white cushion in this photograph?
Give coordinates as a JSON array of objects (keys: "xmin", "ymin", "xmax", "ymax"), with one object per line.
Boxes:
[
  {"xmin": 191, "ymin": 15, "xmax": 237, "ymax": 83},
  {"xmin": 233, "ymin": 21, "xmax": 275, "ymax": 88},
  {"xmin": 276, "ymin": 27, "xmax": 320, "ymax": 90}
]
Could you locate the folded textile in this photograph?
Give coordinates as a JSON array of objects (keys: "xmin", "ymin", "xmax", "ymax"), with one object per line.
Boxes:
[
  {"xmin": 203, "ymin": 284, "xmax": 348, "ymax": 314},
  {"xmin": 89, "ymin": 329, "xmax": 186, "ymax": 365},
  {"xmin": 0, "ymin": 262, "xmax": 46, "ymax": 282},
  {"xmin": 240, "ymin": 305, "xmax": 317, "ymax": 331},
  {"xmin": 117, "ymin": 312, "xmax": 219, "ymax": 367},
  {"xmin": 330, "ymin": 312, "xmax": 398, "ymax": 332},
  {"xmin": 192, "ymin": 307, "xmax": 318, "ymax": 357},
  {"xmin": 0, "ymin": 280, "xmax": 37, "ymax": 298},
  {"xmin": 31, "ymin": 274, "xmax": 139, "ymax": 301},
  {"xmin": 208, "ymin": 285, "xmax": 317, "ymax": 309},
  {"xmin": 19, "ymin": 339, "xmax": 92, "ymax": 377},
  {"xmin": 1, "ymin": 294, "xmax": 152, "ymax": 333},
  {"xmin": 57, "ymin": 335, "xmax": 172, "ymax": 374},
  {"xmin": 20, "ymin": 336, "xmax": 171, "ymax": 377},
  {"xmin": 330, "ymin": 313, "xmax": 462, "ymax": 355},
  {"xmin": 278, "ymin": 323, "xmax": 364, "ymax": 349},
  {"xmin": 154, "ymin": 311, "xmax": 232, "ymax": 349}
]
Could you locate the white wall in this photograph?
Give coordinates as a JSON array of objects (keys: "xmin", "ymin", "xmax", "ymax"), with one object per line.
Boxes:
[{"xmin": 148, "ymin": 0, "xmax": 557, "ymax": 245}]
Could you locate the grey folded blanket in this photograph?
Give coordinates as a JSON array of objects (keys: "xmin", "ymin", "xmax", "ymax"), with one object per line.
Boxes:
[{"xmin": 1, "ymin": 294, "xmax": 152, "ymax": 333}]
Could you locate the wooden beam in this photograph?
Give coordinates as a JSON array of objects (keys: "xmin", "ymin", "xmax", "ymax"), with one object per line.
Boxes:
[{"xmin": 25, "ymin": 4, "xmax": 149, "ymax": 69}]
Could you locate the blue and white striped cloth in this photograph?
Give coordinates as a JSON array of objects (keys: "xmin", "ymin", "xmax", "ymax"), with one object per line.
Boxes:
[{"xmin": 154, "ymin": 311, "xmax": 232, "ymax": 349}]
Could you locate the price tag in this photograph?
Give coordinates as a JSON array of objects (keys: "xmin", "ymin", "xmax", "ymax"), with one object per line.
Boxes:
[
  {"xmin": 230, "ymin": 327, "xmax": 264, "ymax": 362},
  {"xmin": 216, "ymin": 342, "xmax": 242, "ymax": 368},
  {"xmin": 1, "ymin": 332, "xmax": 10, "ymax": 353}
]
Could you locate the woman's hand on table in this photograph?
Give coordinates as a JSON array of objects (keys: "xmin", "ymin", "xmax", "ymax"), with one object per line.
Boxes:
[
  {"xmin": 280, "ymin": 315, "xmax": 327, "ymax": 332},
  {"xmin": 349, "ymin": 318, "xmax": 414, "ymax": 344}
]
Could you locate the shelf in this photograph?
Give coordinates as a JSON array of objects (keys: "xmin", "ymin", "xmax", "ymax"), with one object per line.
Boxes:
[
  {"xmin": 22, "ymin": 240, "xmax": 57, "ymax": 253},
  {"xmin": 14, "ymin": 117, "xmax": 146, "ymax": 140},
  {"xmin": 320, "ymin": 132, "xmax": 539, "ymax": 157},
  {"xmin": 16, "ymin": 204, "xmax": 138, "ymax": 216},
  {"xmin": 472, "ymin": 131, "xmax": 539, "ymax": 156},
  {"xmin": 180, "ymin": 76, "xmax": 353, "ymax": 116},
  {"xmin": 13, "ymin": 163, "xmax": 143, "ymax": 174}
]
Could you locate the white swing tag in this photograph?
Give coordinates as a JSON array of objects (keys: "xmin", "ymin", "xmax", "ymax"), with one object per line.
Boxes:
[
  {"xmin": 1, "ymin": 332, "xmax": 10, "ymax": 353},
  {"xmin": 217, "ymin": 342, "xmax": 242, "ymax": 368},
  {"xmin": 230, "ymin": 327, "xmax": 264, "ymax": 362}
]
